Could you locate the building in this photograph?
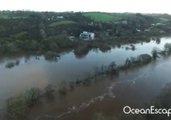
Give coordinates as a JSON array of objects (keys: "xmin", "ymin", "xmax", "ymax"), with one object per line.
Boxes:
[{"xmin": 79, "ymin": 31, "xmax": 95, "ymax": 40}]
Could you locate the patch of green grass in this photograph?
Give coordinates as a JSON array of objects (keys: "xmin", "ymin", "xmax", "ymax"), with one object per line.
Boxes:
[
  {"xmin": 82, "ymin": 12, "xmax": 123, "ymax": 22},
  {"xmin": 49, "ymin": 20, "xmax": 76, "ymax": 27}
]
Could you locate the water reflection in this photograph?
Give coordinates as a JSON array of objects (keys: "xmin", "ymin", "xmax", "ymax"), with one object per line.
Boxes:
[
  {"xmin": 44, "ymin": 51, "xmax": 60, "ymax": 62},
  {"xmin": 74, "ymin": 48, "xmax": 90, "ymax": 59},
  {"xmin": 99, "ymin": 45, "xmax": 111, "ymax": 53}
]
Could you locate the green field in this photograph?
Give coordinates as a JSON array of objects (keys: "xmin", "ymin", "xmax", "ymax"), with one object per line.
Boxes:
[{"xmin": 82, "ymin": 12, "xmax": 125, "ymax": 22}]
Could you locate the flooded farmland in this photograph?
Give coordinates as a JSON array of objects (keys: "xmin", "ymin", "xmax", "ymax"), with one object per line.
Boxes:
[{"xmin": 1, "ymin": 37, "xmax": 171, "ymax": 120}]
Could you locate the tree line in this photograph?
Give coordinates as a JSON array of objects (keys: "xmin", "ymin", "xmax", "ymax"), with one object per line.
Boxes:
[{"xmin": 0, "ymin": 11, "xmax": 171, "ymax": 54}]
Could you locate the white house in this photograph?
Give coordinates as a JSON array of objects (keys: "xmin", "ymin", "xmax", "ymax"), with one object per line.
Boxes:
[{"xmin": 79, "ymin": 31, "xmax": 95, "ymax": 40}]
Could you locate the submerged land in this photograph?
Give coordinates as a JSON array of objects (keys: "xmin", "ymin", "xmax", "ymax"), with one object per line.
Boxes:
[{"xmin": 1, "ymin": 11, "xmax": 171, "ymax": 120}]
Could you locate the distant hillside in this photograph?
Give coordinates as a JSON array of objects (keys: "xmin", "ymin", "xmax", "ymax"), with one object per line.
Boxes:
[{"xmin": 0, "ymin": 11, "xmax": 171, "ymax": 54}]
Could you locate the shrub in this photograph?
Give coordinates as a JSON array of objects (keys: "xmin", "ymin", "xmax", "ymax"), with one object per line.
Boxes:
[
  {"xmin": 58, "ymin": 87, "xmax": 68, "ymax": 95},
  {"xmin": 5, "ymin": 62, "xmax": 16, "ymax": 68},
  {"xmin": 24, "ymin": 88, "xmax": 41, "ymax": 107},
  {"xmin": 152, "ymin": 48, "xmax": 160, "ymax": 60},
  {"xmin": 6, "ymin": 88, "xmax": 41, "ymax": 119},
  {"xmin": 58, "ymin": 81, "xmax": 68, "ymax": 95},
  {"xmin": 164, "ymin": 43, "xmax": 171, "ymax": 55}
]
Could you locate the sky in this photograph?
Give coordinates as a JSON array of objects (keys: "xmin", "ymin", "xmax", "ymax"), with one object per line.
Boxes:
[{"xmin": 0, "ymin": 0, "xmax": 170, "ymax": 14}]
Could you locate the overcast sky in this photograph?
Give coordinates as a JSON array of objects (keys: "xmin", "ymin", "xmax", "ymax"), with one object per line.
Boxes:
[{"xmin": 0, "ymin": 0, "xmax": 170, "ymax": 14}]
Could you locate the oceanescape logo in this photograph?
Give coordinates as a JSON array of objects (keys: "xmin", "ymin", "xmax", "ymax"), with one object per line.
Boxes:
[{"xmin": 123, "ymin": 106, "xmax": 171, "ymax": 117}]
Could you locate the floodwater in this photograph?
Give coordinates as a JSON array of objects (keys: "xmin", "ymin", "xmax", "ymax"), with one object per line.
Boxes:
[{"xmin": 0, "ymin": 37, "xmax": 171, "ymax": 120}]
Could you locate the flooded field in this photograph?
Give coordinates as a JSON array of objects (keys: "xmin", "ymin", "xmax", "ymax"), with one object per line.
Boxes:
[{"xmin": 1, "ymin": 37, "xmax": 171, "ymax": 120}]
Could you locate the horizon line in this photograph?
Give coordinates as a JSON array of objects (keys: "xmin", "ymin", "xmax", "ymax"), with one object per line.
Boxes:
[{"xmin": 0, "ymin": 9, "xmax": 170, "ymax": 15}]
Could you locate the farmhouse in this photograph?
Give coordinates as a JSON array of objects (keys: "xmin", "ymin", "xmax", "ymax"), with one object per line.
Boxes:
[{"xmin": 79, "ymin": 31, "xmax": 95, "ymax": 40}]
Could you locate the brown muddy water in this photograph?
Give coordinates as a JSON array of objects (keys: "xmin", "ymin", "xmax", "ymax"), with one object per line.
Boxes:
[{"xmin": 1, "ymin": 37, "xmax": 171, "ymax": 120}]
